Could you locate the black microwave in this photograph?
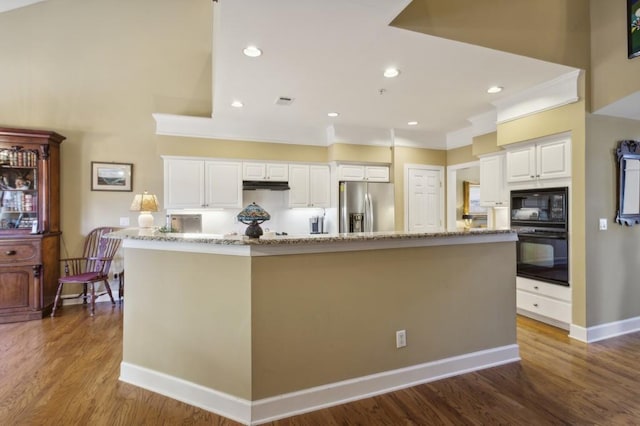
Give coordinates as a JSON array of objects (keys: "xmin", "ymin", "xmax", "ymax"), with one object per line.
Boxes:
[{"xmin": 510, "ymin": 187, "xmax": 568, "ymax": 230}]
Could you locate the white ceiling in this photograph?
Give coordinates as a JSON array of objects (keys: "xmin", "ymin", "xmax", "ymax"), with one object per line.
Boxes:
[
  {"xmin": 210, "ymin": 0, "xmax": 577, "ymax": 149},
  {"xmin": 0, "ymin": 0, "xmax": 45, "ymax": 14}
]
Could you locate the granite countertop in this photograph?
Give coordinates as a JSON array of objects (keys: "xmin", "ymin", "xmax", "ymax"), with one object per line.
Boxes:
[{"xmin": 107, "ymin": 228, "xmax": 516, "ymax": 246}]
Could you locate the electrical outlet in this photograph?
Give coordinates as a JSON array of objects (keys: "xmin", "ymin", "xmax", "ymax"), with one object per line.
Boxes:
[
  {"xmin": 599, "ymin": 218, "xmax": 607, "ymax": 231},
  {"xmin": 396, "ymin": 330, "xmax": 407, "ymax": 348},
  {"xmin": 119, "ymin": 217, "xmax": 130, "ymax": 227}
]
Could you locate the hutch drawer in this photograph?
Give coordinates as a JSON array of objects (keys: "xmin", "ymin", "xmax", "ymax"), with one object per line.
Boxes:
[{"xmin": 0, "ymin": 240, "xmax": 41, "ymax": 265}]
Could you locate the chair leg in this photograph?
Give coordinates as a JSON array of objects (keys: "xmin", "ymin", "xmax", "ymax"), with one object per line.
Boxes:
[
  {"xmin": 50, "ymin": 282, "xmax": 64, "ymax": 317},
  {"xmin": 90, "ymin": 282, "xmax": 96, "ymax": 316},
  {"xmin": 104, "ymin": 280, "xmax": 115, "ymax": 305},
  {"xmin": 83, "ymin": 283, "xmax": 88, "ymax": 304}
]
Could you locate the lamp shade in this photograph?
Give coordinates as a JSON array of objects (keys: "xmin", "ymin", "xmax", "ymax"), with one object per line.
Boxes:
[
  {"xmin": 130, "ymin": 191, "xmax": 159, "ymax": 228},
  {"xmin": 237, "ymin": 202, "xmax": 270, "ymax": 238},
  {"xmin": 236, "ymin": 202, "xmax": 270, "ymax": 223},
  {"xmin": 130, "ymin": 191, "xmax": 159, "ymax": 212}
]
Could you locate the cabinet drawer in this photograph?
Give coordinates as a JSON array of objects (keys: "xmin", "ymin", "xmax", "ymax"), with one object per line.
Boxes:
[
  {"xmin": 516, "ymin": 276, "xmax": 571, "ymax": 301},
  {"xmin": 517, "ymin": 290, "xmax": 571, "ymax": 323},
  {"xmin": 0, "ymin": 241, "xmax": 40, "ymax": 264}
]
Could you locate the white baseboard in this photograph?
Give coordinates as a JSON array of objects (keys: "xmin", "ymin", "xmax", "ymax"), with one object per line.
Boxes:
[
  {"xmin": 570, "ymin": 315, "xmax": 640, "ymax": 343},
  {"xmin": 120, "ymin": 344, "xmax": 520, "ymax": 425}
]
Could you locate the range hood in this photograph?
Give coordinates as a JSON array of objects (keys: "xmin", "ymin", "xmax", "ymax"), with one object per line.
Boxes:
[{"xmin": 242, "ymin": 180, "xmax": 290, "ymax": 191}]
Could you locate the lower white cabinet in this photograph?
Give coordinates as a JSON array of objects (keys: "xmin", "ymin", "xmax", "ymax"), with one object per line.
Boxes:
[
  {"xmin": 516, "ymin": 276, "xmax": 571, "ymax": 329},
  {"xmin": 288, "ymin": 164, "xmax": 330, "ymax": 208},
  {"xmin": 164, "ymin": 158, "xmax": 242, "ymax": 209}
]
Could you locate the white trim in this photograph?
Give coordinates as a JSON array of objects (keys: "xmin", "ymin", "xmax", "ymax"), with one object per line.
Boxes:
[
  {"xmin": 492, "ymin": 70, "xmax": 581, "ymax": 125},
  {"xmin": 152, "ymin": 113, "xmax": 328, "ymax": 147},
  {"xmin": 120, "ymin": 344, "xmax": 519, "ymax": 425},
  {"xmin": 468, "ymin": 110, "xmax": 497, "ymax": 137},
  {"xmin": 403, "ymin": 164, "xmax": 445, "ymax": 232},
  {"xmin": 445, "ymin": 161, "xmax": 480, "ymax": 231},
  {"xmin": 569, "ymin": 316, "xmax": 640, "ymax": 343},
  {"xmin": 445, "ymin": 126, "xmax": 473, "ymax": 150},
  {"xmin": 120, "ymin": 362, "xmax": 252, "ymax": 425}
]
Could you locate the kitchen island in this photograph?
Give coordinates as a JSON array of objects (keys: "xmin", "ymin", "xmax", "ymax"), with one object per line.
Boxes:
[{"xmin": 110, "ymin": 229, "xmax": 518, "ymax": 425}]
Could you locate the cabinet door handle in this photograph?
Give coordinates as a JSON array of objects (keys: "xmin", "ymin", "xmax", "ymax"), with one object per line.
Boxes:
[
  {"xmin": 530, "ymin": 175, "xmax": 535, "ymax": 178},
  {"xmin": 534, "ymin": 286, "xmax": 539, "ymax": 290},
  {"xmin": 5, "ymin": 250, "xmax": 16, "ymax": 256},
  {"xmin": 533, "ymin": 303, "xmax": 539, "ymax": 307}
]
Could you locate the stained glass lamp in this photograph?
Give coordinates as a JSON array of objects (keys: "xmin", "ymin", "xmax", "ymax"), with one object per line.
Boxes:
[{"xmin": 237, "ymin": 202, "xmax": 270, "ymax": 238}]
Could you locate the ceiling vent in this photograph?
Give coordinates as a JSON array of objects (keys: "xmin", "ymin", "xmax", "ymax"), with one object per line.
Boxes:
[{"xmin": 275, "ymin": 96, "xmax": 294, "ymax": 106}]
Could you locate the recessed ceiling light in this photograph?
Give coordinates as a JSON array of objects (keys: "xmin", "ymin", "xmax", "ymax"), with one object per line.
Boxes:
[
  {"xmin": 327, "ymin": 112, "xmax": 339, "ymax": 118},
  {"xmin": 384, "ymin": 68, "xmax": 400, "ymax": 78},
  {"xmin": 243, "ymin": 46, "xmax": 262, "ymax": 57},
  {"xmin": 487, "ymin": 86, "xmax": 503, "ymax": 94},
  {"xmin": 231, "ymin": 101, "xmax": 244, "ymax": 108},
  {"xmin": 407, "ymin": 121, "xmax": 418, "ymax": 126}
]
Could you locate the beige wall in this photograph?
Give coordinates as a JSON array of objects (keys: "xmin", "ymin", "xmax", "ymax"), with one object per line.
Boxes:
[
  {"xmin": 327, "ymin": 143, "xmax": 392, "ymax": 164},
  {"xmin": 157, "ymin": 136, "xmax": 328, "ymax": 163},
  {"xmin": 392, "ymin": 146, "xmax": 447, "ymax": 230},
  {"xmin": 0, "ymin": 0, "xmax": 213, "ymax": 253},
  {"xmin": 446, "ymin": 145, "xmax": 475, "ymax": 166},
  {"xmin": 472, "ymin": 132, "xmax": 501, "ymax": 157},
  {"xmin": 122, "ymin": 242, "xmax": 516, "ymax": 401},
  {"xmin": 590, "ymin": 0, "xmax": 640, "ymax": 112},
  {"xmin": 585, "ymin": 114, "xmax": 640, "ymax": 326},
  {"xmin": 123, "ymin": 248, "xmax": 252, "ymax": 399},
  {"xmin": 392, "ymin": 0, "xmax": 591, "ymax": 71}
]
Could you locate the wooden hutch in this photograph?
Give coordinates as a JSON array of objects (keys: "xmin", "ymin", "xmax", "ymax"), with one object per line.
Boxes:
[{"xmin": 0, "ymin": 127, "xmax": 64, "ymax": 323}]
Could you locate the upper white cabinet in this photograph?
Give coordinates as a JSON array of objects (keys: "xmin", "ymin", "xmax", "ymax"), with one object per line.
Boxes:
[
  {"xmin": 288, "ymin": 164, "xmax": 330, "ymax": 208},
  {"xmin": 242, "ymin": 162, "xmax": 288, "ymax": 181},
  {"xmin": 164, "ymin": 158, "xmax": 242, "ymax": 209},
  {"xmin": 205, "ymin": 161, "xmax": 243, "ymax": 208},
  {"xmin": 479, "ymin": 153, "xmax": 508, "ymax": 207},
  {"xmin": 506, "ymin": 138, "xmax": 571, "ymax": 183},
  {"xmin": 338, "ymin": 164, "xmax": 389, "ymax": 182}
]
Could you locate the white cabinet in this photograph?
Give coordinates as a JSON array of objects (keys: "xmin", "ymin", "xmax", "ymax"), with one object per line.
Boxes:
[
  {"xmin": 338, "ymin": 165, "xmax": 389, "ymax": 182},
  {"xmin": 479, "ymin": 153, "xmax": 508, "ymax": 207},
  {"xmin": 516, "ymin": 277, "xmax": 571, "ymax": 329},
  {"xmin": 506, "ymin": 138, "xmax": 571, "ymax": 183},
  {"xmin": 242, "ymin": 162, "xmax": 288, "ymax": 181},
  {"xmin": 164, "ymin": 158, "xmax": 242, "ymax": 209},
  {"xmin": 288, "ymin": 164, "xmax": 330, "ymax": 208},
  {"xmin": 205, "ymin": 162, "xmax": 243, "ymax": 208}
]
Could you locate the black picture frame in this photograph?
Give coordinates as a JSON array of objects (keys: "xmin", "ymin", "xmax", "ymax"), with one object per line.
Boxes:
[
  {"xmin": 628, "ymin": 0, "xmax": 640, "ymax": 59},
  {"xmin": 91, "ymin": 161, "xmax": 133, "ymax": 192}
]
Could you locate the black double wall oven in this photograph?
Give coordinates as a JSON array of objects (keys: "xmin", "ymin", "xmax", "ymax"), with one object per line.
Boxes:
[{"xmin": 511, "ymin": 187, "xmax": 569, "ymax": 286}]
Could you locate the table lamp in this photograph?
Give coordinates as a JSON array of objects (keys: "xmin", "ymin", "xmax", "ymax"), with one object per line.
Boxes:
[
  {"xmin": 130, "ymin": 191, "xmax": 159, "ymax": 228},
  {"xmin": 237, "ymin": 202, "xmax": 270, "ymax": 238}
]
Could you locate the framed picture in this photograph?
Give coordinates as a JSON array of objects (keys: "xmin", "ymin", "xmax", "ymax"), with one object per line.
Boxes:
[
  {"xmin": 628, "ymin": 0, "xmax": 640, "ymax": 59},
  {"xmin": 91, "ymin": 162, "xmax": 133, "ymax": 191}
]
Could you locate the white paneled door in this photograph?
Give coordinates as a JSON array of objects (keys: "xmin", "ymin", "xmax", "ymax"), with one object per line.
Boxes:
[{"xmin": 406, "ymin": 166, "xmax": 442, "ymax": 232}]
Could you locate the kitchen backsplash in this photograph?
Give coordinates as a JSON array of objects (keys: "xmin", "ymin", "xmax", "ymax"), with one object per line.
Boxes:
[{"xmin": 167, "ymin": 190, "xmax": 335, "ymax": 235}]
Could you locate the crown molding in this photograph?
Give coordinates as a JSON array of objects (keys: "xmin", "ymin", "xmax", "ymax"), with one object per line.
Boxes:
[
  {"xmin": 492, "ymin": 69, "xmax": 581, "ymax": 124},
  {"xmin": 468, "ymin": 110, "xmax": 497, "ymax": 137}
]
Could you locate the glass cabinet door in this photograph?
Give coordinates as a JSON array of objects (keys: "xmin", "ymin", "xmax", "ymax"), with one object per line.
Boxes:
[{"xmin": 0, "ymin": 148, "xmax": 38, "ymax": 231}]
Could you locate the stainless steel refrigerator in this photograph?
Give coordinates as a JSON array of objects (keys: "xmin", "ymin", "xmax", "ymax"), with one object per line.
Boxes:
[{"xmin": 339, "ymin": 181, "xmax": 395, "ymax": 233}]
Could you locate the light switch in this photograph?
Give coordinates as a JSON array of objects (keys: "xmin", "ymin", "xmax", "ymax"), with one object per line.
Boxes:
[
  {"xmin": 119, "ymin": 217, "xmax": 130, "ymax": 227},
  {"xmin": 599, "ymin": 218, "xmax": 607, "ymax": 231}
]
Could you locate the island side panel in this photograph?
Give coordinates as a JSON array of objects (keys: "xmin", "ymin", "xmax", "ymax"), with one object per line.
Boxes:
[
  {"xmin": 250, "ymin": 241, "xmax": 516, "ymax": 400},
  {"xmin": 122, "ymin": 248, "xmax": 253, "ymax": 400}
]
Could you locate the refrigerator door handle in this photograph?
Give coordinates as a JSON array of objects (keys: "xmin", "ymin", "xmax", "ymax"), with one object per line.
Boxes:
[{"xmin": 364, "ymin": 192, "xmax": 373, "ymax": 232}]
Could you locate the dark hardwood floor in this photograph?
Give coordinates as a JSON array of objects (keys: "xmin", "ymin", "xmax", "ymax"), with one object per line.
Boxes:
[{"xmin": 1, "ymin": 302, "xmax": 639, "ymax": 425}]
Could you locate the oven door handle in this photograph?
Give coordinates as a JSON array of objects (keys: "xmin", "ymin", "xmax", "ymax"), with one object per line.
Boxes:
[{"xmin": 518, "ymin": 232, "xmax": 567, "ymax": 240}]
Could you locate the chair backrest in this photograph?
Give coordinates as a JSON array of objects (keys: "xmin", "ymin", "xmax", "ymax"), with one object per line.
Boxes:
[{"xmin": 83, "ymin": 227, "xmax": 122, "ymax": 275}]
